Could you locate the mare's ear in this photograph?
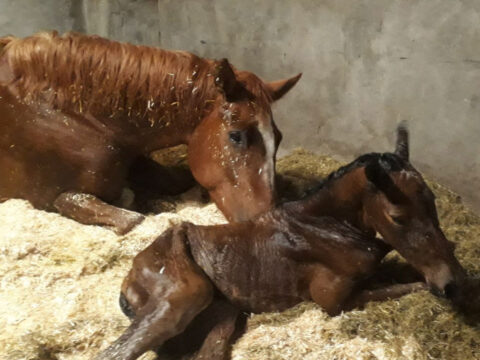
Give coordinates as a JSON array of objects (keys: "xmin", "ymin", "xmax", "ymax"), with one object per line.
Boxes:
[
  {"xmin": 365, "ymin": 161, "xmax": 405, "ymax": 204},
  {"xmin": 266, "ymin": 73, "xmax": 302, "ymax": 101},
  {"xmin": 394, "ymin": 121, "xmax": 409, "ymax": 161},
  {"xmin": 214, "ymin": 58, "xmax": 238, "ymax": 101},
  {"xmin": 0, "ymin": 35, "xmax": 15, "ymax": 51}
]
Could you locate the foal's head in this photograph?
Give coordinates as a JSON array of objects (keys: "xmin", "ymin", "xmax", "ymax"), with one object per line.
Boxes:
[
  {"xmin": 361, "ymin": 125, "xmax": 465, "ymax": 296},
  {"xmin": 188, "ymin": 59, "xmax": 301, "ymax": 222}
]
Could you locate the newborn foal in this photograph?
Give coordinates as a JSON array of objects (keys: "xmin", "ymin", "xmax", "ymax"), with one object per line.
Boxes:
[
  {"xmin": 96, "ymin": 125, "xmax": 472, "ymax": 360},
  {"xmin": 99, "ymin": 215, "xmax": 397, "ymax": 360}
]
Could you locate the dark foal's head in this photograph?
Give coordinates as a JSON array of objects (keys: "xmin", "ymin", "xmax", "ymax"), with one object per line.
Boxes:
[
  {"xmin": 188, "ymin": 59, "xmax": 301, "ymax": 222},
  {"xmin": 361, "ymin": 125, "xmax": 465, "ymax": 297}
]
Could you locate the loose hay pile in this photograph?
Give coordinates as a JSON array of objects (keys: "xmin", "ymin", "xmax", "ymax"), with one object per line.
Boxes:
[{"xmin": 0, "ymin": 149, "xmax": 479, "ymax": 360}]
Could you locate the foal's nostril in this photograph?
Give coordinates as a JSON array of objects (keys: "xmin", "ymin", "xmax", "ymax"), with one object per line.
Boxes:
[
  {"xmin": 444, "ymin": 282, "xmax": 459, "ymax": 299},
  {"xmin": 430, "ymin": 286, "xmax": 446, "ymax": 298}
]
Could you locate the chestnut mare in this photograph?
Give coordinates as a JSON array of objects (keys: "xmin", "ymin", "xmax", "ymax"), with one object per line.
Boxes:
[
  {"xmin": 0, "ymin": 31, "xmax": 300, "ymax": 233},
  {"xmin": 96, "ymin": 125, "xmax": 475, "ymax": 360}
]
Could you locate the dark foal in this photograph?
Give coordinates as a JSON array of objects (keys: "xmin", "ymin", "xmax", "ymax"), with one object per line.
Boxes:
[
  {"xmin": 284, "ymin": 124, "xmax": 466, "ymax": 296},
  {"xmin": 0, "ymin": 31, "xmax": 300, "ymax": 233},
  {"xmin": 95, "ymin": 125, "xmax": 474, "ymax": 360}
]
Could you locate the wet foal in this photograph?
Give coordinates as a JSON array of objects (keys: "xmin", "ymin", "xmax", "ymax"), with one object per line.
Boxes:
[
  {"xmin": 95, "ymin": 125, "xmax": 472, "ymax": 360},
  {"xmin": 284, "ymin": 125, "xmax": 466, "ymax": 296}
]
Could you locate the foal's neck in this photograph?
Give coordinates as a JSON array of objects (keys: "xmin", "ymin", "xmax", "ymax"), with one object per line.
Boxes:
[{"xmin": 286, "ymin": 167, "xmax": 373, "ymax": 234}]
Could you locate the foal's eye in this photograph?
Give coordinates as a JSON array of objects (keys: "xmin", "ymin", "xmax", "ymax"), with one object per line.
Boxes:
[
  {"xmin": 228, "ymin": 130, "xmax": 247, "ymax": 147},
  {"xmin": 391, "ymin": 215, "xmax": 407, "ymax": 226}
]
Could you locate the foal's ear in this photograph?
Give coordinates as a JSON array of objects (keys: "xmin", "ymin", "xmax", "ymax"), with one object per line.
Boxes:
[
  {"xmin": 266, "ymin": 73, "xmax": 302, "ymax": 101},
  {"xmin": 394, "ymin": 121, "xmax": 409, "ymax": 161},
  {"xmin": 365, "ymin": 161, "xmax": 405, "ymax": 204},
  {"xmin": 365, "ymin": 161, "xmax": 391, "ymax": 192},
  {"xmin": 214, "ymin": 58, "xmax": 238, "ymax": 101}
]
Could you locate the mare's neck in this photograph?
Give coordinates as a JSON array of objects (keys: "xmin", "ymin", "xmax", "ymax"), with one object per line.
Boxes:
[
  {"xmin": 96, "ymin": 91, "xmax": 217, "ymax": 155},
  {"xmin": 19, "ymin": 45, "xmax": 218, "ymax": 154},
  {"xmin": 284, "ymin": 167, "xmax": 373, "ymax": 234}
]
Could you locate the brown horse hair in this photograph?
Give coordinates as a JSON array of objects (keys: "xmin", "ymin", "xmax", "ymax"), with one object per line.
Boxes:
[
  {"xmin": 0, "ymin": 35, "xmax": 14, "ymax": 51},
  {"xmin": 301, "ymin": 151, "xmax": 409, "ymax": 199},
  {"xmin": 1, "ymin": 31, "xmax": 272, "ymax": 126}
]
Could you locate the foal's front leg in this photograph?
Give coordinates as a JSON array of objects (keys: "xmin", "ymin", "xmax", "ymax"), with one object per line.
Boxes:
[
  {"xmin": 343, "ymin": 282, "xmax": 428, "ymax": 312},
  {"xmin": 308, "ymin": 265, "xmax": 427, "ymax": 315},
  {"xmin": 54, "ymin": 191, "xmax": 145, "ymax": 234}
]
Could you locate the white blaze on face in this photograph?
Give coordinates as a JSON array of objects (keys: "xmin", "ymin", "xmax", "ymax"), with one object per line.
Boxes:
[{"xmin": 256, "ymin": 112, "xmax": 276, "ymax": 192}]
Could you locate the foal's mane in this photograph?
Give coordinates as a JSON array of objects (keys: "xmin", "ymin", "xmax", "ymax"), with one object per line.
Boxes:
[
  {"xmin": 1, "ymin": 31, "xmax": 272, "ymax": 124},
  {"xmin": 305, "ymin": 152, "xmax": 407, "ymax": 196}
]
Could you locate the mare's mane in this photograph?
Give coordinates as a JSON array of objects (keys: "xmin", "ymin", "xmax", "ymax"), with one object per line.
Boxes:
[{"xmin": 0, "ymin": 31, "xmax": 271, "ymax": 124}]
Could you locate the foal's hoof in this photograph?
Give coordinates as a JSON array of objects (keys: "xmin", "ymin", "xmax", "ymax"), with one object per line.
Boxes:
[{"xmin": 113, "ymin": 212, "xmax": 146, "ymax": 235}]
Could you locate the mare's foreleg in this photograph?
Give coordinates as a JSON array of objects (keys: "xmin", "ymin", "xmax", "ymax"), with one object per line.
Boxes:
[
  {"xmin": 53, "ymin": 191, "xmax": 145, "ymax": 234},
  {"xmin": 128, "ymin": 156, "xmax": 195, "ymax": 197}
]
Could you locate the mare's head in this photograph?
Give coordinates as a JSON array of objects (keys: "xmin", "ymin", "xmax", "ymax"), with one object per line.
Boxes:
[
  {"xmin": 0, "ymin": 32, "xmax": 300, "ymax": 222},
  {"xmin": 188, "ymin": 59, "xmax": 301, "ymax": 222},
  {"xmin": 360, "ymin": 125, "xmax": 465, "ymax": 297}
]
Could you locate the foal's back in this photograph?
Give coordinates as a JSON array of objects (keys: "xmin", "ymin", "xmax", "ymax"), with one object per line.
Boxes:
[{"xmin": 186, "ymin": 209, "xmax": 386, "ymax": 313}]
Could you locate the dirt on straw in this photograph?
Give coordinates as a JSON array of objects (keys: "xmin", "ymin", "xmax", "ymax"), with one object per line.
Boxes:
[{"xmin": 0, "ymin": 149, "xmax": 479, "ymax": 360}]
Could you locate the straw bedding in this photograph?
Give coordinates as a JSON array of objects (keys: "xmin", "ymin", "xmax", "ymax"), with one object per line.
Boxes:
[{"xmin": 0, "ymin": 149, "xmax": 479, "ymax": 360}]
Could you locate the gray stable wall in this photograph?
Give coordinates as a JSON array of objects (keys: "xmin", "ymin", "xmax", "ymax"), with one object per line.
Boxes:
[{"xmin": 1, "ymin": 0, "xmax": 479, "ymax": 212}]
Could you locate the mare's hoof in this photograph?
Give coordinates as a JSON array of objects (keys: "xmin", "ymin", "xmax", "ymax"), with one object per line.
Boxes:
[{"xmin": 113, "ymin": 212, "xmax": 146, "ymax": 235}]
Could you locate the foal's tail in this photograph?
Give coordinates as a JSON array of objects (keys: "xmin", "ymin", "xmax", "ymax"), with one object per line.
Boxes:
[{"xmin": 394, "ymin": 121, "xmax": 409, "ymax": 161}]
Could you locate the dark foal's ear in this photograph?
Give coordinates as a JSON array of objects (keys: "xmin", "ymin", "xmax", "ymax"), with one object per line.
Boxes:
[
  {"xmin": 365, "ymin": 161, "xmax": 405, "ymax": 204},
  {"xmin": 365, "ymin": 161, "xmax": 391, "ymax": 192},
  {"xmin": 394, "ymin": 121, "xmax": 409, "ymax": 161},
  {"xmin": 215, "ymin": 58, "xmax": 238, "ymax": 101},
  {"xmin": 266, "ymin": 73, "xmax": 302, "ymax": 101}
]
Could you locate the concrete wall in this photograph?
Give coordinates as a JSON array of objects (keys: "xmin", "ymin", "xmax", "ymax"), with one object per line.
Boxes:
[
  {"xmin": 0, "ymin": 0, "xmax": 82, "ymax": 36},
  {"xmin": 1, "ymin": 0, "xmax": 479, "ymax": 212}
]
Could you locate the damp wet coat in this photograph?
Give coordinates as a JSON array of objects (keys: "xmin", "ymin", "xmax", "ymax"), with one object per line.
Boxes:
[
  {"xmin": 96, "ymin": 126, "xmax": 477, "ymax": 360},
  {"xmin": 0, "ymin": 31, "xmax": 300, "ymax": 232}
]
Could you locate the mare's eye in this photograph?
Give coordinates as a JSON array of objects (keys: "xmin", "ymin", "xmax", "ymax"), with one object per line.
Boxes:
[{"xmin": 228, "ymin": 130, "xmax": 246, "ymax": 147}]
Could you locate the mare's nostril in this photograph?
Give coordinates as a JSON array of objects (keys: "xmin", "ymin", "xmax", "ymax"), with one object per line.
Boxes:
[{"xmin": 444, "ymin": 282, "xmax": 459, "ymax": 299}]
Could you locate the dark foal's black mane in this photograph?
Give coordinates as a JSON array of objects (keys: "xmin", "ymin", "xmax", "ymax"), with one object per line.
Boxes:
[{"xmin": 303, "ymin": 152, "xmax": 408, "ymax": 197}]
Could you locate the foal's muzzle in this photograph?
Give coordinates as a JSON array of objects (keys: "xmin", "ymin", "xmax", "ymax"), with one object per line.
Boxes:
[{"xmin": 430, "ymin": 280, "xmax": 459, "ymax": 299}]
